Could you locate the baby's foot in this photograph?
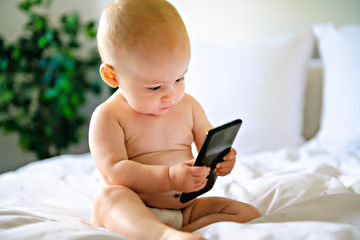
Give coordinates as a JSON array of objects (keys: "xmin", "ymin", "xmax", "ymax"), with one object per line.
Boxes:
[{"xmin": 161, "ymin": 228, "xmax": 206, "ymax": 240}]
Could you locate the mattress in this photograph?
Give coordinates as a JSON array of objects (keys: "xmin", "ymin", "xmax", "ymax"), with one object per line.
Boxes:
[{"xmin": 1, "ymin": 139, "xmax": 359, "ymax": 239}]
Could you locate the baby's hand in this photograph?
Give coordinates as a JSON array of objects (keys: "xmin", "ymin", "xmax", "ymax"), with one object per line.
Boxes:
[
  {"xmin": 169, "ymin": 159, "xmax": 210, "ymax": 193},
  {"xmin": 214, "ymin": 147, "xmax": 237, "ymax": 176}
]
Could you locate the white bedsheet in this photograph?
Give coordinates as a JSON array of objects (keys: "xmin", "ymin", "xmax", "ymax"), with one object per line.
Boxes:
[{"xmin": 1, "ymin": 140, "xmax": 360, "ymax": 240}]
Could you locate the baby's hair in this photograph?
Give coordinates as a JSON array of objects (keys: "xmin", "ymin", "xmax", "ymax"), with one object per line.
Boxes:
[
  {"xmin": 97, "ymin": 0, "xmax": 188, "ymax": 69},
  {"xmin": 97, "ymin": 0, "xmax": 129, "ymax": 67}
]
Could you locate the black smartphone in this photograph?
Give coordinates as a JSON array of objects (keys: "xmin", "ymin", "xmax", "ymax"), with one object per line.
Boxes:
[{"xmin": 180, "ymin": 119, "xmax": 242, "ymax": 203}]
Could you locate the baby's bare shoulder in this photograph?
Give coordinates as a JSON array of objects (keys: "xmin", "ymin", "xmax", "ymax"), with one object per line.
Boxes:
[
  {"xmin": 182, "ymin": 93, "xmax": 201, "ymax": 107},
  {"xmin": 182, "ymin": 93, "xmax": 196, "ymax": 102},
  {"xmin": 182, "ymin": 93, "xmax": 206, "ymax": 113},
  {"xmin": 91, "ymin": 102, "xmax": 117, "ymax": 127},
  {"xmin": 91, "ymin": 92, "xmax": 127, "ymax": 123}
]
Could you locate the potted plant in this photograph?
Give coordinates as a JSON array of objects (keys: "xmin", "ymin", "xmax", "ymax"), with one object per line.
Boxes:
[{"xmin": 0, "ymin": 0, "xmax": 101, "ymax": 159}]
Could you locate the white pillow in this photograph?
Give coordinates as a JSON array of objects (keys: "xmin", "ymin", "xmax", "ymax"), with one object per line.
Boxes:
[
  {"xmin": 313, "ymin": 23, "xmax": 360, "ymax": 152},
  {"xmin": 186, "ymin": 31, "xmax": 314, "ymax": 154}
]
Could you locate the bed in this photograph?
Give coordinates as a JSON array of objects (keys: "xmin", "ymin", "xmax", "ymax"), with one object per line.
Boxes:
[{"xmin": 1, "ymin": 23, "xmax": 360, "ymax": 239}]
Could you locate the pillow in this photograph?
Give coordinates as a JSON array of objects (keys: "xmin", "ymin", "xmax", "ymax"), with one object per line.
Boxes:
[
  {"xmin": 186, "ymin": 31, "xmax": 314, "ymax": 154},
  {"xmin": 313, "ymin": 23, "xmax": 360, "ymax": 152}
]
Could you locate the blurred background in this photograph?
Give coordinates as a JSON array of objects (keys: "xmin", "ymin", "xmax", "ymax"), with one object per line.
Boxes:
[
  {"xmin": 0, "ymin": 0, "xmax": 359, "ymax": 173},
  {"xmin": 169, "ymin": 0, "xmax": 360, "ymax": 43}
]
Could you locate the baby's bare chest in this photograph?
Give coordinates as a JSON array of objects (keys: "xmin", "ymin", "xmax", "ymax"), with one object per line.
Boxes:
[{"xmin": 121, "ymin": 110, "xmax": 194, "ymax": 160}]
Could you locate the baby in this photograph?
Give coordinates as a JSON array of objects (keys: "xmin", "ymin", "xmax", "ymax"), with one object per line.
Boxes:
[{"xmin": 89, "ymin": 0, "xmax": 261, "ymax": 239}]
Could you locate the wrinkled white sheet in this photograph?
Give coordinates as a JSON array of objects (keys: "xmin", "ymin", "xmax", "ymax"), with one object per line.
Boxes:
[{"xmin": 1, "ymin": 139, "xmax": 360, "ymax": 240}]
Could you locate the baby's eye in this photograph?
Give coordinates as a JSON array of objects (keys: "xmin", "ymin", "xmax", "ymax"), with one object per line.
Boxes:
[
  {"xmin": 176, "ymin": 77, "xmax": 184, "ymax": 83},
  {"xmin": 148, "ymin": 86, "xmax": 161, "ymax": 91}
]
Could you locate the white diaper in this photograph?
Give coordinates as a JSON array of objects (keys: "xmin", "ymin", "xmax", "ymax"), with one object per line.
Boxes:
[{"xmin": 148, "ymin": 207, "xmax": 183, "ymax": 229}]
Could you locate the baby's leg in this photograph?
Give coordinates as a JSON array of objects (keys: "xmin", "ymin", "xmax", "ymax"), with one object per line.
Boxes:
[
  {"xmin": 181, "ymin": 197, "xmax": 261, "ymax": 232},
  {"xmin": 91, "ymin": 185, "xmax": 205, "ymax": 240}
]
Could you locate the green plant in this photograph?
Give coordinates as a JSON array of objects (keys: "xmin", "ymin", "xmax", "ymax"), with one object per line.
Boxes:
[{"xmin": 0, "ymin": 0, "xmax": 101, "ymax": 159}]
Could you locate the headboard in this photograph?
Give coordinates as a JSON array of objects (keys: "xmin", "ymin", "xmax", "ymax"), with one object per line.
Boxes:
[{"xmin": 303, "ymin": 59, "xmax": 323, "ymax": 140}]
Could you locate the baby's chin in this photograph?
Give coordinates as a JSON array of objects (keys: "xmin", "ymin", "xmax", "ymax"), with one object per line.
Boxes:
[
  {"xmin": 149, "ymin": 108, "xmax": 172, "ymax": 117},
  {"xmin": 131, "ymin": 107, "xmax": 170, "ymax": 117}
]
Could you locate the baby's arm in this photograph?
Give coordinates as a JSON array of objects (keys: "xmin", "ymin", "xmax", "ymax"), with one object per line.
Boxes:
[
  {"xmin": 190, "ymin": 96, "xmax": 237, "ymax": 176},
  {"xmin": 190, "ymin": 96, "xmax": 213, "ymax": 152},
  {"xmin": 89, "ymin": 105, "xmax": 209, "ymax": 194}
]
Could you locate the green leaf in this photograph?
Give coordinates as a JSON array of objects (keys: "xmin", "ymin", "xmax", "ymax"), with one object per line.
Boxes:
[
  {"xmin": 0, "ymin": 59, "xmax": 9, "ymax": 71},
  {"xmin": 68, "ymin": 40, "xmax": 79, "ymax": 48},
  {"xmin": 19, "ymin": 133, "xmax": 32, "ymax": 149},
  {"xmin": 43, "ymin": 88, "xmax": 58, "ymax": 100},
  {"xmin": 34, "ymin": 18, "xmax": 45, "ymax": 30},
  {"xmin": 0, "ymin": 91, "xmax": 14, "ymax": 103},
  {"xmin": 19, "ymin": 1, "xmax": 31, "ymax": 11},
  {"xmin": 70, "ymin": 94, "xmax": 82, "ymax": 107},
  {"xmin": 58, "ymin": 77, "xmax": 72, "ymax": 92},
  {"xmin": 45, "ymin": 125, "xmax": 53, "ymax": 137},
  {"xmin": 84, "ymin": 21, "xmax": 96, "ymax": 38},
  {"xmin": 38, "ymin": 36, "xmax": 47, "ymax": 48},
  {"xmin": 63, "ymin": 106, "xmax": 74, "ymax": 120},
  {"xmin": 43, "ymin": 72, "xmax": 53, "ymax": 83},
  {"xmin": 12, "ymin": 48, "xmax": 22, "ymax": 60}
]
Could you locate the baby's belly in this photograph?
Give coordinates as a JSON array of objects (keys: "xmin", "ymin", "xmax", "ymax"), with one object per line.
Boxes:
[
  {"xmin": 133, "ymin": 150, "xmax": 195, "ymax": 208},
  {"xmin": 139, "ymin": 190, "xmax": 194, "ymax": 209},
  {"xmin": 130, "ymin": 148, "xmax": 194, "ymax": 166}
]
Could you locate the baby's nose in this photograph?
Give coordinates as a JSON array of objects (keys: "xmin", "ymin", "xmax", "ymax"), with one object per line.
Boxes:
[{"xmin": 161, "ymin": 88, "xmax": 176, "ymax": 102}]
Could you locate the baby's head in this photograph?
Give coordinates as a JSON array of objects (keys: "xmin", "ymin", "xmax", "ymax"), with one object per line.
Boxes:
[
  {"xmin": 97, "ymin": 0, "xmax": 190, "ymax": 77},
  {"xmin": 97, "ymin": 0, "xmax": 190, "ymax": 115}
]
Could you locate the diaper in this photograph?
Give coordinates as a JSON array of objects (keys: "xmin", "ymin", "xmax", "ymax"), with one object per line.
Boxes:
[{"xmin": 148, "ymin": 207, "xmax": 183, "ymax": 229}]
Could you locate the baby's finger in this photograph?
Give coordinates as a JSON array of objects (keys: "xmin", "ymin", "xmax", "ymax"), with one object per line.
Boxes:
[
  {"xmin": 191, "ymin": 166, "xmax": 210, "ymax": 177},
  {"xmin": 192, "ymin": 174, "xmax": 205, "ymax": 184},
  {"xmin": 224, "ymin": 148, "xmax": 237, "ymax": 160},
  {"xmin": 215, "ymin": 167, "xmax": 231, "ymax": 176},
  {"xmin": 216, "ymin": 159, "xmax": 234, "ymax": 169},
  {"xmin": 193, "ymin": 176, "xmax": 207, "ymax": 184},
  {"xmin": 193, "ymin": 178, "xmax": 208, "ymax": 191}
]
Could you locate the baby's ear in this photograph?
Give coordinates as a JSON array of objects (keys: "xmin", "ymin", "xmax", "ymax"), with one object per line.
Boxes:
[{"xmin": 100, "ymin": 63, "xmax": 119, "ymax": 88}]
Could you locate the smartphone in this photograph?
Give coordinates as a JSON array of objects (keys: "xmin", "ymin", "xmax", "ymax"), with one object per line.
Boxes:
[{"xmin": 179, "ymin": 119, "xmax": 242, "ymax": 203}]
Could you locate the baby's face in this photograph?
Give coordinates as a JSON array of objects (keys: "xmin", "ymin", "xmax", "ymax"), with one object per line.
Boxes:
[
  {"xmin": 115, "ymin": 39, "xmax": 191, "ymax": 116},
  {"xmin": 98, "ymin": 0, "xmax": 191, "ymax": 116}
]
